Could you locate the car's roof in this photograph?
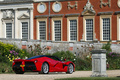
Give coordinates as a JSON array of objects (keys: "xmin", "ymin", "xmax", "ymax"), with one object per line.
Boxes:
[
  {"xmin": 27, "ymin": 55, "xmax": 49, "ymax": 60},
  {"xmin": 27, "ymin": 55, "xmax": 61, "ymax": 61}
]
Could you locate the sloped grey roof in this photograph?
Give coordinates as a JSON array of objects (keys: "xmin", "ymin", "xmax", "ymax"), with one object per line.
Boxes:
[
  {"xmin": 34, "ymin": 0, "xmax": 68, "ymax": 2},
  {"xmin": 0, "ymin": 0, "xmax": 69, "ymax": 4},
  {"xmin": 0, "ymin": 0, "xmax": 34, "ymax": 4},
  {"xmin": 4, "ymin": 0, "xmax": 33, "ymax": 1}
]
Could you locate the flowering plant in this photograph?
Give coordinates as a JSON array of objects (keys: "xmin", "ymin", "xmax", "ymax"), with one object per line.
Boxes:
[
  {"xmin": 86, "ymin": 55, "xmax": 92, "ymax": 60},
  {"xmin": 0, "ymin": 42, "xmax": 31, "ymax": 73},
  {"xmin": 0, "ymin": 42, "xmax": 30, "ymax": 62},
  {"xmin": 107, "ymin": 52, "xmax": 120, "ymax": 58},
  {"xmin": 107, "ymin": 52, "xmax": 120, "ymax": 69}
]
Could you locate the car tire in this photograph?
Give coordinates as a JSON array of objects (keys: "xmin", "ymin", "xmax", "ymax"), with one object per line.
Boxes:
[
  {"xmin": 14, "ymin": 71, "xmax": 24, "ymax": 74},
  {"xmin": 40, "ymin": 62, "xmax": 49, "ymax": 74},
  {"xmin": 66, "ymin": 63, "xmax": 74, "ymax": 74}
]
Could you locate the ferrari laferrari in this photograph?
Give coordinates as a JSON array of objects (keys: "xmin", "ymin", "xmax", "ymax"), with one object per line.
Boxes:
[{"xmin": 12, "ymin": 55, "xmax": 75, "ymax": 74}]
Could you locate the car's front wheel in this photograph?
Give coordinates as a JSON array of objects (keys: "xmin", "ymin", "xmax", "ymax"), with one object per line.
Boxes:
[
  {"xmin": 40, "ymin": 62, "xmax": 49, "ymax": 74},
  {"xmin": 66, "ymin": 63, "xmax": 74, "ymax": 74}
]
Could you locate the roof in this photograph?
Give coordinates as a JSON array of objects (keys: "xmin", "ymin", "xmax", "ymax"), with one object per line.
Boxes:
[
  {"xmin": 34, "ymin": 0, "xmax": 70, "ymax": 2},
  {"xmin": 0, "ymin": 0, "xmax": 34, "ymax": 4},
  {"xmin": 0, "ymin": 0, "xmax": 71, "ymax": 4}
]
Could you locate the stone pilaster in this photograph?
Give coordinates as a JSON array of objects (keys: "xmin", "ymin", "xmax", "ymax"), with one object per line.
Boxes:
[
  {"xmin": 29, "ymin": 8, "xmax": 33, "ymax": 40},
  {"xmin": 14, "ymin": 8, "xmax": 18, "ymax": 39}
]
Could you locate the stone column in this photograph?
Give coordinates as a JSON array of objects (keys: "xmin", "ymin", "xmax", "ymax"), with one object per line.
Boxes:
[
  {"xmin": 91, "ymin": 49, "xmax": 108, "ymax": 77},
  {"xmin": 14, "ymin": 8, "xmax": 18, "ymax": 39},
  {"xmin": 29, "ymin": 8, "xmax": 33, "ymax": 40}
]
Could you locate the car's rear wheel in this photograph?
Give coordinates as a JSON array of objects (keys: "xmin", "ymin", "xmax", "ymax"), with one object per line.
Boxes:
[
  {"xmin": 14, "ymin": 70, "xmax": 24, "ymax": 74},
  {"xmin": 66, "ymin": 63, "xmax": 74, "ymax": 74},
  {"xmin": 40, "ymin": 62, "xmax": 49, "ymax": 74}
]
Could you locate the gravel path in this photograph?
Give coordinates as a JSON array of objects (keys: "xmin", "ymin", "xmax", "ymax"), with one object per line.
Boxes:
[{"xmin": 0, "ymin": 70, "xmax": 120, "ymax": 80}]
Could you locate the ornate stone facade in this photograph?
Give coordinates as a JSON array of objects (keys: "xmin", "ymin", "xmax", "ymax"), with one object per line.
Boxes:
[
  {"xmin": 33, "ymin": 0, "xmax": 120, "ymax": 44},
  {"xmin": 0, "ymin": 0, "xmax": 120, "ymax": 44},
  {"xmin": 0, "ymin": 0, "xmax": 33, "ymax": 40}
]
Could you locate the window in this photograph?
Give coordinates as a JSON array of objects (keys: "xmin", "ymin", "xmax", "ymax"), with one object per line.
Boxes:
[
  {"xmin": 86, "ymin": 19, "xmax": 93, "ymax": 40},
  {"xmin": 22, "ymin": 22, "xmax": 28, "ymax": 39},
  {"xmin": 70, "ymin": 20, "xmax": 77, "ymax": 41},
  {"xmin": 39, "ymin": 21, "xmax": 46, "ymax": 40},
  {"xmin": 102, "ymin": 18, "xmax": 110, "ymax": 40},
  {"xmin": 54, "ymin": 20, "xmax": 61, "ymax": 41},
  {"xmin": 100, "ymin": 15, "xmax": 111, "ymax": 41},
  {"xmin": 6, "ymin": 23, "xmax": 12, "ymax": 38}
]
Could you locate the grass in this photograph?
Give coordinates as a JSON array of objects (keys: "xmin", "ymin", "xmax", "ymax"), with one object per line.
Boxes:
[{"xmin": 55, "ymin": 77, "xmax": 120, "ymax": 80}]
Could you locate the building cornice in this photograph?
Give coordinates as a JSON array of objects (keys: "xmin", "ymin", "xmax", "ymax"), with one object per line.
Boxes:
[
  {"xmin": 50, "ymin": 14, "xmax": 64, "ymax": 18},
  {"xmin": 35, "ymin": 15, "xmax": 49, "ymax": 18},
  {"xmin": 98, "ymin": 11, "xmax": 113, "ymax": 15},
  {"xmin": 65, "ymin": 13, "xmax": 80, "ymax": 17},
  {"xmin": 115, "ymin": 11, "xmax": 120, "ymax": 15}
]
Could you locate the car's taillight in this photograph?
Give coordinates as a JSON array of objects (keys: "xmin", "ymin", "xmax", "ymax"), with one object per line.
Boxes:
[{"xmin": 34, "ymin": 60, "xmax": 38, "ymax": 63}]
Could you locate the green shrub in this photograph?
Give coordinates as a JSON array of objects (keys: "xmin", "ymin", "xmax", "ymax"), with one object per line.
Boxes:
[
  {"xmin": 52, "ymin": 51, "xmax": 76, "ymax": 62},
  {"xmin": 102, "ymin": 41, "xmax": 112, "ymax": 52},
  {"xmin": 101, "ymin": 41, "xmax": 120, "ymax": 70},
  {"xmin": 0, "ymin": 62, "xmax": 13, "ymax": 73},
  {"xmin": 75, "ymin": 58, "xmax": 92, "ymax": 70}
]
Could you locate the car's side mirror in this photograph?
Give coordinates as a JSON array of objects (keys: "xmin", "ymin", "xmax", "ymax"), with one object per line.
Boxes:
[{"xmin": 64, "ymin": 59, "xmax": 66, "ymax": 61}]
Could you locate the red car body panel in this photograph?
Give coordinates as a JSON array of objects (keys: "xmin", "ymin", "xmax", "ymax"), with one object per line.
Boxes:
[{"xmin": 12, "ymin": 55, "xmax": 75, "ymax": 73}]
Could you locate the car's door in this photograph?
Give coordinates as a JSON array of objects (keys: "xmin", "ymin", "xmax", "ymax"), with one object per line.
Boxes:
[{"xmin": 50, "ymin": 56, "xmax": 64, "ymax": 72}]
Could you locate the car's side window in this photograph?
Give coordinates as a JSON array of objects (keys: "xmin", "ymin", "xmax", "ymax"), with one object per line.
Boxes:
[{"xmin": 49, "ymin": 56, "xmax": 60, "ymax": 61}]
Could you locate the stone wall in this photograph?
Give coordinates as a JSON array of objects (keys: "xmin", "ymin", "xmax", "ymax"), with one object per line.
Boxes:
[{"xmin": 0, "ymin": 39, "xmax": 120, "ymax": 57}]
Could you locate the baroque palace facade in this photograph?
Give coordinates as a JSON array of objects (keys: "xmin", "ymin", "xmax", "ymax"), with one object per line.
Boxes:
[{"xmin": 0, "ymin": 0, "xmax": 120, "ymax": 43}]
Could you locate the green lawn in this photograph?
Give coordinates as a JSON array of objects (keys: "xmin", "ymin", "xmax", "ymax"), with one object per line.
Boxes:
[{"xmin": 55, "ymin": 77, "xmax": 120, "ymax": 80}]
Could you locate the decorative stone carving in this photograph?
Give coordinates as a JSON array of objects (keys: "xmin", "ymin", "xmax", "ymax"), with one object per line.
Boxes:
[
  {"xmin": 82, "ymin": 0, "xmax": 96, "ymax": 16},
  {"xmin": 52, "ymin": 1, "xmax": 62, "ymax": 12},
  {"xmin": 18, "ymin": 13, "xmax": 29, "ymax": 20},
  {"xmin": 37, "ymin": 2, "xmax": 46, "ymax": 13},
  {"xmin": 68, "ymin": 1, "xmax": 77, "ymax": 10},
  {"xmin": 100, "ymin": 0, "xmax": 111, "ymax": 8},
  {"xmin": 3, "ymin": 10, "xmax": 14, "ymax": 19},
  {"xmin": 118, "ymin": 0, "xmax": 120, "ymax": 8}
]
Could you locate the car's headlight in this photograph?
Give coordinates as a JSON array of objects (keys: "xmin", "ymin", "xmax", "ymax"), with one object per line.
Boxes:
[{"xmin": 34, "ymin": 60, "xmax": 38, "ymax": 63}]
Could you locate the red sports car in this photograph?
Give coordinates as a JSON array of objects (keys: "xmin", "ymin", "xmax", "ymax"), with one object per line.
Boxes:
[{"xmin": 12, "ymin": 55, "xmax": 75, "ymax": 74}]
